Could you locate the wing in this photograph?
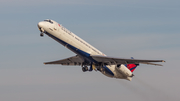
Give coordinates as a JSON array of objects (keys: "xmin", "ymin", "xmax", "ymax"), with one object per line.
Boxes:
[
  {"xmin": 91, "ymin": 55, "xmax": 165, "ymax": 66},
  {"xmin": 44, "ymin": 55, "xmax": 84, "ymax": 65}
]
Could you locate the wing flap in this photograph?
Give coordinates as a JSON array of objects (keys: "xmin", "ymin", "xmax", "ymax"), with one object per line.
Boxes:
[{"xmin": 44, "ymin": 55, "xmax": 84, "ymax": 65}]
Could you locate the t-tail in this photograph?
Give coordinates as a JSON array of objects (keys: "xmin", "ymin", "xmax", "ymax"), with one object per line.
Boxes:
[
  {"xmin": 126, "ymin": 57, "xmax": 139, "ymax": 72},
  {"xmin": 126, "ymin": 64, "xmax": 139, "ymax": 72}
]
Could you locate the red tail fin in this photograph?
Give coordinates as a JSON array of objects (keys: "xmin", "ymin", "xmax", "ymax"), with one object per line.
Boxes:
[{"xmin": 126, "ymin": 64, "xmax": 138, "ymax": 72}]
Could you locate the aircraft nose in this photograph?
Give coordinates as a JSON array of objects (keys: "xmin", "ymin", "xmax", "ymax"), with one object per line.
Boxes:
[
  {"xmin": 38, "ymin": 21, "xmax": 44, "ymax": 28},
  {"xmin": 38, "ymin": 21, "xmax": 46, "ymax": 32}
]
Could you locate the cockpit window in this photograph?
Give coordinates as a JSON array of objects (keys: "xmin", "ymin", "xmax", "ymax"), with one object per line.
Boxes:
[{"xmin": 44, "ymin": 19, "xmax": 53, "ymax": 24}]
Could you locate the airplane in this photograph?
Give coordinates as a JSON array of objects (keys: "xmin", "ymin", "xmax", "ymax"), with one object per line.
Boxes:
[{"xmin": 37, "ymin": 19, "xmax": 165, "ymax": 81}]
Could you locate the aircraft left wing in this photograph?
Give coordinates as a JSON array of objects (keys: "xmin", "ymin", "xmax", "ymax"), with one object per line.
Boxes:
[
  {"xmin": 44, "ymin": 55, "xmax": 84, "ymax": 65},
  {"xmin": 91, "ymin": 55, "xmax": 165, "ymax": 66}
]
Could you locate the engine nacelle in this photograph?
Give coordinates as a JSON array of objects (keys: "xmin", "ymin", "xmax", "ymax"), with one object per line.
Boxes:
[{"xmin": 116, "ymin": 64, "xmax": 133, "ymax": 77}]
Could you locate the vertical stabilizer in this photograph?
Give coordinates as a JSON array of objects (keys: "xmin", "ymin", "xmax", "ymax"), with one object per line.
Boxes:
[
  {"xmin": 125, "ymin": 57, "xmax": 139, "ymax": 72},
  {"xmin": 126, "ymin": 64, "xmax": 138, "ymax": 72}
]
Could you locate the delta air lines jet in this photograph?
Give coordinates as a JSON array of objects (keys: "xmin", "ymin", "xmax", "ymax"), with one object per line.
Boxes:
[{"xmin": 38, "ymin": 19, "xmax": 165, "ymax": 81}]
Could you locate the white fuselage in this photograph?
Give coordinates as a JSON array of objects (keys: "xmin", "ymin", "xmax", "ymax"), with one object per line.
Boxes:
[{"xmin": 38, "ymin": 20, "xmax": 133, "ymax": 81}]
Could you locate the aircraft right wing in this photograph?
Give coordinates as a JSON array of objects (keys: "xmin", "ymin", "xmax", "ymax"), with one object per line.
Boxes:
[{"xmin": 91, "ymin": 55, "xmax": 165, "ymax": 66}]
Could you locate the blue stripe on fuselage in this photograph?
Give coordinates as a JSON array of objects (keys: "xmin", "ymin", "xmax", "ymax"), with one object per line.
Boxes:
[
  {"xmin": 103, "ymin": 66, "xmax": 114, "ymax": 76},
  {"xmin": 45, "ymin": 32, "xmax": 97, "ymax": 64},
  {"xmin": 45, "ymin": 32, "xmax": 114, "ymax": 76}
]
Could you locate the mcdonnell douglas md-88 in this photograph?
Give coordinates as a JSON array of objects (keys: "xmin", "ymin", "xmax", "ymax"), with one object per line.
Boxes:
[{"xmin": 38, "ymin": 19, "xmax": 165, "ymax": 81}]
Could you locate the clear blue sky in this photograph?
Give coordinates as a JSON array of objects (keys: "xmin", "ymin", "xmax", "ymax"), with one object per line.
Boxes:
[{"xmin": 0, "ymin": 0, "xmax": 180, "ymax": 101}]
